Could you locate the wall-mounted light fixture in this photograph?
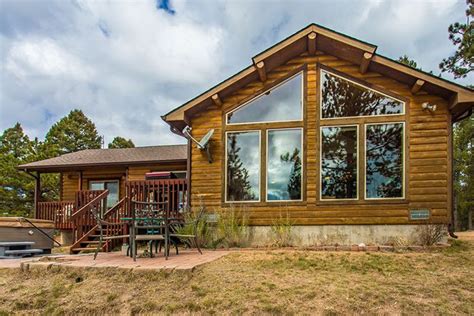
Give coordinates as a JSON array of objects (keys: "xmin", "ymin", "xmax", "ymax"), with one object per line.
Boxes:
[{"xmin": 421, "ymin": 102, "xmax": 437, "ymax": 113}]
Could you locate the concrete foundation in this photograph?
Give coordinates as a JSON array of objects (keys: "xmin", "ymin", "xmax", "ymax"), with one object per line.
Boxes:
[
  {"xmin": 57, "ymin": 230, "xmax": 74, "ymax": 246},
  {"xmin": 249, "ymin": 224, "xmax": 447, "ymax": 246}
]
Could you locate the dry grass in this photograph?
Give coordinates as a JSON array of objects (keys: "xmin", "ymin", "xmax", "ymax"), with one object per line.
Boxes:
[{"xmin": 0, "ymin": 239, "xmax": 473, "ymax": 315}]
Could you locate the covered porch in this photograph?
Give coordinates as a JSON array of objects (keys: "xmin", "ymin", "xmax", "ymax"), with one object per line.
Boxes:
[{"xmin": 17, "ymin": 145, "xmax": 189, "ymax": 253}]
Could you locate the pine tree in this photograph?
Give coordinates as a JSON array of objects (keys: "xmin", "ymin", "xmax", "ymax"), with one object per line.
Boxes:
[
  {"xmin": 398, "ymin": 55, "xmax": 420, "ymax": 69},
  {"xmin": 108, "ymin": 136, "xmax": 135, "ymax": 149},
  {"xmin": 0, "ymin": 123, "xmax": 60, "ymax": 216},
  {"xmin": 44, "ymin": 109, "xmax": 102, "ymax": 156},
  {"xmin": 0, "ymin": 123, "xmax": 35, "ymax": 216},
  {"xmin": 226, "ymin": 135, "xmax": 255, "ymax": 201},
  {"xmin": 439, "ymin": 0, "xmax": 473, "ymax": 78},
  {"xmin": 280, "ymin": 148, "xmax": 301, "ymax": 200},
  {"xmin": 453, "ymin": 116, "xmax": 474, "ymax": 230}
]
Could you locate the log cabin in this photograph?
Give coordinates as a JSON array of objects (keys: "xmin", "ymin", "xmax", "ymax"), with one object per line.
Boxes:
[
  {"xmin": 161, "ymin": 23, "xmax": 474, "ymax": 245},
  {"xmin": 18, "ymin": 23, "xmax": 474, "ymax": 247}
]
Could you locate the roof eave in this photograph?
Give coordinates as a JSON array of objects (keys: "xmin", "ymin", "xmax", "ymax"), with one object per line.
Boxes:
[{"xmin": 17, "ymin": 158, "xmax": 188, "ymax": 173}]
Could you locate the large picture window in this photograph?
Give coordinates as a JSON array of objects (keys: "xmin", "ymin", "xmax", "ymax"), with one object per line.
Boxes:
[
  {"xmin": 320, "ymin": 126, "xmax": 358, "ymax": 200},
  {"xmin": 321, "ymin": 70, "xmax": 404, "ymax": 119},
  {"xmin": 226, "ymin": 131, "xmax": 261, "ymax": 202},
  {"xmin": 267, "ymin": 129, "xmax": 302, "ymax": 201},
  {"xmin": 226, "ymin": 72, "xmax": 303, "ymax": 124},
  {"xmin": 365, "ymin": 123, "xmax": 404, "ymax": 199}
]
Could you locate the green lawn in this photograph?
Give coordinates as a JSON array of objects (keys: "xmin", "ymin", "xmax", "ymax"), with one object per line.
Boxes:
[{"xmin": 0, "ymin": 239, "xmax": 473, "ymax": 315}]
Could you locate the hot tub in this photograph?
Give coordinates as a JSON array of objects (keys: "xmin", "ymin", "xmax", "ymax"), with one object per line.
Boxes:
[{"xmin": 0, "ymin": 217, "xmax": 55, "ymax": 253}]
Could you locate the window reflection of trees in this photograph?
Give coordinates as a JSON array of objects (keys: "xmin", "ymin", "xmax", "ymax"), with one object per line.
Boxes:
[
  {"xmin": 267, "ymin": 129, "xmax": 302, "ymax": 201},
  {"xmin": 227, "ymin": 73, "xmax": 303, "ymax": 124},
  {"xmin": 366, "ymin": 123, "xmax": 403, "ymax": 198},
  {"xmin": 226, "ymin": 133, "xmax": 259, "ymax": 201},
  {"xmin": 321, "ymin": 71, "xmax": 403, "ymax": 118},
  {"xmin": 321, "ymin": 127, "xmax": 357, "ymax": 199},
  {"xmin": 279, "ymin": 148, "xmax": 302, "ymax": 200}
]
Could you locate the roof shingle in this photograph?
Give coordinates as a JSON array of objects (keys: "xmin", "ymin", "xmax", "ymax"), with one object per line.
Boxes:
[{"xmin": 18, "ymin": 144, "xmax": 187, "ymax": 171}]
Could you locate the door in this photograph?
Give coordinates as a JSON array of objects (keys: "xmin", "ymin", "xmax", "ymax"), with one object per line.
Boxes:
[{"xmin": 89, "ymin": 180, "xmax": 120, "ymax": 208}]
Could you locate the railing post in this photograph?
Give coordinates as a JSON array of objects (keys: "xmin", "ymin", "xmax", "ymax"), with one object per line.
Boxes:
[{"xmin": 33, "ymin": 173, "xmax": 41, "ymax": 219}]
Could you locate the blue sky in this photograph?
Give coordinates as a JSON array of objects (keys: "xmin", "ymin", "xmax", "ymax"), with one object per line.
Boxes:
[{"xmin": 0, "ymin": 0, "xmax": 472, "ymax": 146}]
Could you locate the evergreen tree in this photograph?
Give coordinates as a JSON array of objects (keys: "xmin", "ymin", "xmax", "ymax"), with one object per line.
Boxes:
[
  {"xmin": 398, "ymin": 55, "xmax": 420, "ymax": 69},
  {"xmin": 108, "ymin": 136, "xmax": 135, "ymax": 149},
  {"xmin": 44, "ymin": 109, "xmax": 102, "ymax": 156},
  {"xmin": 439, "ymin": 0, "xmax": 473, "ymax": 78},
  {"xmin": 0, "ymin": 123, "xmax": 60, "ymax": 216},
  {"xmin": 226, "ymin": 135, "xmax": 254, "ymax": 201},
  {"xmin": 0, "ymin": 123, "xmax": 35, "ymax": 216},
  {"xmin": 453, "ymin": 116, "xmax": 474, "ymax": 230},
  {"xmin": 280, "ymin": 148, "xmax": 301, "ymax": 200}
]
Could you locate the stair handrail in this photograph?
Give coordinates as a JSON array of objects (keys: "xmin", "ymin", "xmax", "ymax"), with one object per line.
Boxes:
[
  {"xmin": 71, "ymin": 190, "xmax": 109, "ymax": 220},
  {"xmin": 103, "ymin": 197, "xmax": 128, "ymax": 221},
  {"xmin": 19, "ymin": 217, "xmax": 62, "ymax": 247}
]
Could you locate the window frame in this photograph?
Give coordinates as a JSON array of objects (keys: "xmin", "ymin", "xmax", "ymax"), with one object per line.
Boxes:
[
  {"xmin": 224, "ymin": 130, "xmax": 262, "ymax": 203},
  {"xmin": 319, "ymin": 124, "xmax": 359, "ymax": 202},
  {"xmin": 266, "ymin": 127, "xmax": 304, "ymax": 203},
  {"xmin": 225, "ymin": 71, "xmax": 304, "ymax": 126},
  {"xmin": 319, "ymin": 69, "xmax": 406, "ymax": 120},
  {"xmin": 364, "ymin": 121, "xmax": 406, "ymax": 201}
]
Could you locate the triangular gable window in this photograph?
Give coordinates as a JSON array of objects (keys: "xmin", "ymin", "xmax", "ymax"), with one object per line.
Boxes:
[
  {"xmin": 226, "ymin": 72, "xmax": 303, "ymax": 124},
  {"xmin": 321, "ymin": 70, "xmax": 404, "ymax": 118}
]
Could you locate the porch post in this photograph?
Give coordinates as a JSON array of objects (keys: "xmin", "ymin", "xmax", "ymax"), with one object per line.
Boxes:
[
  {"xmin": 34, "ymin": 172, "xmax": 41, "ymax": 219},
  {"xmin": 78, "ymin": 170, "xmax": 83, "ymax": 191},
  {"xmin": 186, "ymin": 138, "xmax": 192, "ymax": 208}
]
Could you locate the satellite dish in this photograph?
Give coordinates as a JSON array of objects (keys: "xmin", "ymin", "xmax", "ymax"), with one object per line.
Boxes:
[{"xmin": 182, "ymin": 126, "xmax": 214, "ymax": 163}]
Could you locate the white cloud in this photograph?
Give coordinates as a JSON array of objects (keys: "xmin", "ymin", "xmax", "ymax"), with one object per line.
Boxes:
[
  {"xmin": 6, "ymin": 38, "xmax": 92, "ymax": 80},
  {"xmin": 0, "ymin": 0, "xmax": 471, "ymax": 147}
]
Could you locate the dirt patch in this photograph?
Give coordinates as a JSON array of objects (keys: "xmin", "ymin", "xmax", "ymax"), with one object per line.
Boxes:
[{"xmin": 0, "ymin": 239, "xmax": 472, "ymax": 315}]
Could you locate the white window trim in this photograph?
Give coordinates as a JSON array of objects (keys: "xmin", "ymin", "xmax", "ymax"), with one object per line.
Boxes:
[
  {"xmin": 319, "ymin": 69, "xmax": 406, "ymax": 120},
  {"xmin": 224, "ymin": 130, "xmax": 262, "ymax": 203},
  {"xmin": 226, "ymin": 71, "xmax": 304, "ymax": 125},
  {"xmin": 266, "ymin": 128, "xmax": 304, "ymax": 202},
  {"xmin": 364, "ymin": 121, "xmax": 405, "ymax": 200},
  {"xmin": 319, "ymin": 124, "xmax": 359, "ymax": 201}
]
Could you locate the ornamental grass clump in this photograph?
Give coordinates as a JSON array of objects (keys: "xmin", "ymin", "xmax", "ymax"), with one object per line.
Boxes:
[
  {"xmin": 269, "ymin": 211, "xmax": 295, "ymax": 247},
  {"xmin": 213, "ymin": 205, "xmax": 250, "ymax": 248}
]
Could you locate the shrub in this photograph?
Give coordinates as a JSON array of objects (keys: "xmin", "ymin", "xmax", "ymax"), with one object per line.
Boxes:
[{"xmin": 417, "ymin": 224, "xmax": 445, "ymax": 246}]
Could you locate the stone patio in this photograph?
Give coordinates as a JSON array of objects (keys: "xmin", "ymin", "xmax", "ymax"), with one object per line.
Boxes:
[{"xmin": 0, "ymin": 249, "xmax": 229, "ymax": 271}]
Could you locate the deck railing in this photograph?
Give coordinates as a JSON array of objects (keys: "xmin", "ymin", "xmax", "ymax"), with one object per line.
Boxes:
[
  {"xmin": 36, "ymin": 180, "xmax": 188, "ymax": 251},
  {"xmin": 71, "ymin": 190, "xmax": 108, "ymax": 242},
  {"xmin": 126, "ymin": 179, "xmax": 187, "ymax": 219},
  {"xmin": 37, "ymin": 201, "xmax": 75, "ymax": 230}
]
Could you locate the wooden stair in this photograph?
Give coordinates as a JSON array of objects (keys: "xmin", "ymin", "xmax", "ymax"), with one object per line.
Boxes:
[
  {"xmin": 70, "ymin": 227, "xmax": 107, "ymax": 254},
  {"xmin": 70, "ymin": 196, "xmax": 128, "ymax": 254}
]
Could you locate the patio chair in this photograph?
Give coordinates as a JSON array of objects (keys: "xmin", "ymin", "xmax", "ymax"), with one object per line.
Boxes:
[
  {"xmin": 168, "ymin": 203, "xmax": 206, "ymax": 255},
  {"xmin": 90, "ymin": 207, "xmax": 129, "ymax": 260}
]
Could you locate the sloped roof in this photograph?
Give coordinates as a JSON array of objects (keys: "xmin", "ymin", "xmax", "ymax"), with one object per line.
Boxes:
[
  {"xmin": 162, "ymin": 23, "xmax": 473, "ymax": 131},
  {"xmin": 18, "ymin": 145, "xmax": 187, "ymax": 172}
]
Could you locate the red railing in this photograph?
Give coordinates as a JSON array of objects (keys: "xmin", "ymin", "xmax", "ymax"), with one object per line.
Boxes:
[
  {"xmin": 71, "ymin": 190, "xmax": 108, "ymax": 243},
  {"xmin": 75, "ymin": 190, "xmax": 106, "ymax": 210},
  {"xmin": 37, "ymin": 201, "xmax": 75, "ymax": 230},
  {"xmin": 103, "ymin": 197, "xmax": 129, "ymax": 251},
  {"xmin": 126, "ymin": 179, "xmax": 187, "ymax": 219}
]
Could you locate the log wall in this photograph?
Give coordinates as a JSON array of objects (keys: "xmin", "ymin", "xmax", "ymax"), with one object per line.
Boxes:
[{"xmin": 190, "ymin": 51, "xmax": 450, "ymax": 225}]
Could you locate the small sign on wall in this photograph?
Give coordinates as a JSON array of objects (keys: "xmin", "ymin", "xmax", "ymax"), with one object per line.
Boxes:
[{"xmin": 409, "ymin": 209, "xmax": 431, "ymax": 220}]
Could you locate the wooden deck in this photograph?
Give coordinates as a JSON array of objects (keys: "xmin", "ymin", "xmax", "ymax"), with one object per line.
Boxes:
[{"xmin": 35, "ymin": 179, "xmax": 188, "ymax": 254}]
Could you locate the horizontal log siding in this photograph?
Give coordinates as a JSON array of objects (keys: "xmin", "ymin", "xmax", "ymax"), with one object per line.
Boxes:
[
  {"xmin": 190, "ymin": 51, "xmax": 449, "ymax": 225},
  {"xmin": 127, "ymin": 163, "xmax": 186, "ymax": 181}
]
